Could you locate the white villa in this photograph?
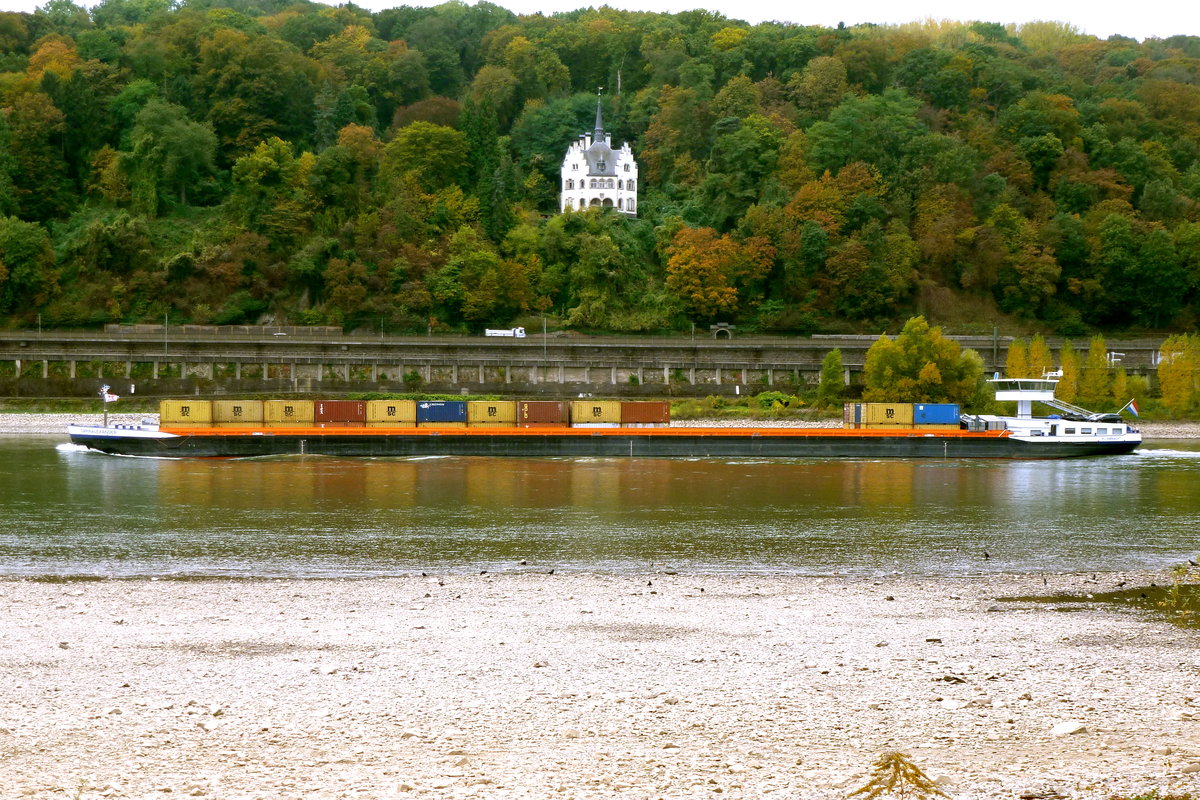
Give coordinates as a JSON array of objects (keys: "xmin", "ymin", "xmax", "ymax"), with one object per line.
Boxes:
[{"xmin": 560, "ymin": 99, "xmax": 638, "ymax": 216}]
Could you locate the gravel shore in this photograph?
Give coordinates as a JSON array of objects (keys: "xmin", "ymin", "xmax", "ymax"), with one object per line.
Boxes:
[
  {"xmin": 4, "ymin": 413, "xmax": 1200, "ymax": 437},
  {"xmin": 2, "ymin": 571, "xmax": 1198, "ymax": 799}
]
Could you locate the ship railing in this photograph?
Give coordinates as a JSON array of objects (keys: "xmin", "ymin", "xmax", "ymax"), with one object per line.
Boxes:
[
  {"xmin": 1039, "ymin": 396, "xmax": 1095, "ymax": 417},
  {"xmin": 1039, "ymin": 397, "xmax": 1126, "ymax": 421}
]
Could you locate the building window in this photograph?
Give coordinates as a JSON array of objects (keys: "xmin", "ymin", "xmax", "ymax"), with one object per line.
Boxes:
[
  {"xmin": 624, "ymin": 164, "xmax": 630, "ymax": 172},
  {"xmin": 628, "ymin": 180, "xmax": 635, "ymax": 192},
  {"xmin": 572, "ymin": 163, "xmax": 578, "ymax": 170},
  {"xmin": 590, "ymin": 179, "xmax": 597, "ymax": 189},
  {"xmin": 618, "ymin": 198, "xmax": 623, "ymax": 209}
]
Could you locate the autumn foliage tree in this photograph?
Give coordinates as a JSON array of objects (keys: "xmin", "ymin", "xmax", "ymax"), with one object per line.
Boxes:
[
  {"xmin": 664, "ymin": 226, "xmax": 774, "ymax": 321},
  {"xmin": 863, "ymin": 316, "xmax": 983, "ymax": 404},
  {"xmin": 1158, "ymin": 334, "xmax": 1200, "ymax": 416}
]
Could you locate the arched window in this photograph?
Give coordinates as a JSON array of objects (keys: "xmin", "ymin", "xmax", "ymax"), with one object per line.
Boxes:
[
  {"xmin": 566, "ymin": 179, "xmax": 574, "ymax": 190},
  {"xmin": 602, "ymin": 198, "xmax": 613, "ymax": 207},
  {"xmin": 590, "ymin": 179, "xmax": 597, "ymax": 189},
  {"xmin": 589, "ymin": 198, "xmax": 600, "ymax": 207}
]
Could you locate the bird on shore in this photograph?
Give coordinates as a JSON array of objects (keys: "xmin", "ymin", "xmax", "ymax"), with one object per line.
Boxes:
[{"xmin": 983, "ymin": 551, "xmax": 990, "ymax": 560}]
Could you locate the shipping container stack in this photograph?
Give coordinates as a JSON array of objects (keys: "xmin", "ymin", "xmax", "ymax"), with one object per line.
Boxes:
[
  {"xmin": 315, "ymin": 400, "xmax": 366, "ymax": 427},
  {"xmin": 366, "ymin": 399, "xmax": 416, "ymax": 428},
  {"xmin": 913, "ymin": 403, "xmax": 962, "ymax": 430},
  {"xmin": 416, "ymin": 401, "xmax": 467, "ymax": 428},
  {"xmin": 467, "ymin": 401, "xmax": 516, "ymax": 427},
  {"xmin": 619, "ymin": 401, "xmax": 670, "ymax": 427},
  {"xmin": 160, "ymin": 400, "xmax": 213, "ymax": 428},
  {"xmin": 842, "ymin": 402, "xmax": 962, "ymax": 430},
  {"xmin": 265, "ymin": 400, "xmax": 315, "ymax": 427},
  {"xmin": 569, "ymin": 400, "xmax": 622, "ymax": 427},
  {"xmin": 159, "ymin": 398, "xmax": 673, "ymax": 431},
  {"xmin": 517, "ymin": 401, "xmax": 571, "ymax": 427},
  {"xmin": 212, "ymin": 399, "xmax": 265, "ymax": 428}
]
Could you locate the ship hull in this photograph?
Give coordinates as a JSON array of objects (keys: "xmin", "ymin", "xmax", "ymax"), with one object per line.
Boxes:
[{"xmin": 66, "ymin": 426, "xmax": 1141, "ymax": 460}]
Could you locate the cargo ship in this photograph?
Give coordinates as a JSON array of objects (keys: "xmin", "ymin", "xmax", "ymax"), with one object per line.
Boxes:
[{"xmin": 66, "ymin": 379, "xmax": 1141, "ymax": 459}]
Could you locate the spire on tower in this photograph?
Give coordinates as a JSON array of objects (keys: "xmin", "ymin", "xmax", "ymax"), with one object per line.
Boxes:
[{"xmin": 594, "ymin": 88, "xmax": 605, "ymax": 139}]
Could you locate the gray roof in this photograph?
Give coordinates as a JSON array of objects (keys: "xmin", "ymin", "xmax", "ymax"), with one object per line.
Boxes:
[{"xmin": 584, "ymin": 97, "xmax": 616, "ymax": 175}]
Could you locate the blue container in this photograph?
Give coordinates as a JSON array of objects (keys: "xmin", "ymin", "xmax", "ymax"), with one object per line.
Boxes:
[
  {"xmin": 914, "ymin": 403, "xmax": 960, "ymax": 424},
  {"xmin": 416, "ymin": 401, "xmax": 468, "ymax": 423}
]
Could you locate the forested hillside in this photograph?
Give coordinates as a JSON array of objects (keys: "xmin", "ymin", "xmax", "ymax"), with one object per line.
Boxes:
[{"xmin": 1, "ymin": 0, "xmax": 1199, "ymax": 335}]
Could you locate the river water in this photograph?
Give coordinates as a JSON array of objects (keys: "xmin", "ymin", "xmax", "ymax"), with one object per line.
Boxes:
[{"xmin": 1, "ymin": 436, "xmax": 1197, "ymax": 579}]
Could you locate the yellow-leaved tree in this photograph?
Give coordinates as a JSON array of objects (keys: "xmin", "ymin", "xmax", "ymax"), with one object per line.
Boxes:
[
  {"xmin": 863, "ymin": 316, "xmax": 983, "ymax": 403},
  {"xmin": 1057, "ymin": 340, "xmax": 1080, "ymax": 403},
  {"xmin": 1079, "ymin": 334, "xmax": 1112, "ymax": 404},
  {"xmin": 1005, "ymin": 339, "xmax": 1029, "ymax": 378},
  {"xmin": 1158, "ymin": 333, "xmax": 1200, "ymax": 415},
  {"xmin": 1028, "ymin": 334, "xmax": 1055, "ymax": 378}
]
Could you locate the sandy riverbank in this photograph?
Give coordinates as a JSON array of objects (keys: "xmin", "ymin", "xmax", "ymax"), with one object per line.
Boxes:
[
  {"xmin": 4, "ymin": 412, "xmax": 1200, "ymax": 438},
  {"xmin": 1, "ymin": 572, "xmax": 1198, "ymax": 799}
]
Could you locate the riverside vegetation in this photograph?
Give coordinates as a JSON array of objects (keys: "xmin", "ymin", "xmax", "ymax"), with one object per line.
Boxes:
[
  {"xmin": 0, "ymin": 4, "xmax": 1199, "ymax": 340},
  {"xmin": 3, "ymin": 315, "xmax": 1197, "ymax": 419}
]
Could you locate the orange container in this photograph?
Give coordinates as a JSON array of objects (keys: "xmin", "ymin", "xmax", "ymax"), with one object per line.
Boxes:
[
  {"xmin": 518, "ymin": 401, "xmax": 570, "ymax": 425},
  {"xmin": 620, "ymin": 401, "xmax": 670, "ymax": 424}
]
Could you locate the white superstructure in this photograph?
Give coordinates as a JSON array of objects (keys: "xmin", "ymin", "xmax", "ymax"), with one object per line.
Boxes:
[
  {"xmin": 560, "ymin": 98, "xmax": 638, "ymax": 216},
  {"xmin": 966, "ymin": 378, "xmax": 1142, "ymax": 447}
]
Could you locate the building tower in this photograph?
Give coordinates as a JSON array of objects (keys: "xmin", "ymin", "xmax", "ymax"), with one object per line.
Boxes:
[{"xmin": 560, "ymin": 97, "xmax": 637, "ymax": 216}]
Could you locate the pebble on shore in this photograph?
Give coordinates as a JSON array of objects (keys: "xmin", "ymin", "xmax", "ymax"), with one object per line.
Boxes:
[{"xmin": 0, "ymin": 572, "xmax": 1198, "ymax": 799}]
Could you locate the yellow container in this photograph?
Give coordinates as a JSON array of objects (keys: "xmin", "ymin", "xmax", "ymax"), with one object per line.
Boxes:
[
  {"xmin": 862, "ymin": 402, "xmax": 914, "ymax": 426},
  {"xmin": 160, "ymin": 400, "xmax": 212, "ymax": 427},
  {"xmin": 212, "ymin": 399, "xmax": 264, "ymax": 427},
  {"xmin": 366, "ymin": 399, "xmax": 417, "ymax": 424},
  {"xmin": 570, "ymin": 400, "xmax": 622, "ymax": 425},
  {"xmin": 264, "ymin": 399, "xmax": 315, "ymax": 426},
  {"xmin": 468, "ymin": 400, "xmax": 516, "ymax": 426}
]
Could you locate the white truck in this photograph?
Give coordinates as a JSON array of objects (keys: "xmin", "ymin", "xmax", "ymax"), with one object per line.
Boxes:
[{"xmin": 484, "ymin": 327, "xmax": 526, "ymax": 337}]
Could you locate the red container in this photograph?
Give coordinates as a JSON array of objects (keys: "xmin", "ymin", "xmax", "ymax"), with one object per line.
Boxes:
[
  {"xmin": 518, "ymin": 401, "xmax": 570, "ymax": 425},
  {"xmin": 620, "ymin": 401, "xmax": 670, "ymax": 424},
  {"xmin": 315, "ymin": 400, "xmax": 366, "ymax": 424}
]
